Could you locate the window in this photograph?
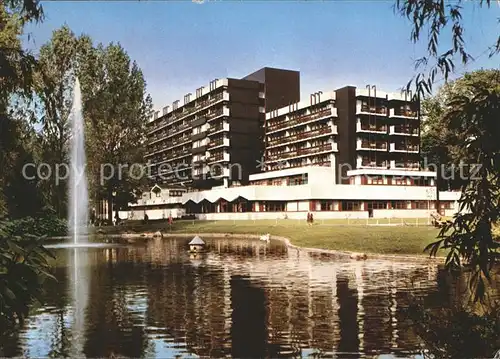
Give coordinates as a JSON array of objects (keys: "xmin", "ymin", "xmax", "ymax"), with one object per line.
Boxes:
[
  {"xmin": 393, "ymin": 177, "xmax": 406, "ymax": 186},
  {"xmin": 320, "ymin": 200, "xmax": 334, "ymax": 211},
  {"xmin": 367, "ymin": 175, "xmax": 384, "ymax": 185},
  {"xmin": 289, "ymin": 174, "xmax": 307, "ymax": 186},
  {"xmin": 367, "ymin": 201, "xmax": 387, "ymax": 210},
  {"xmin": 261, "ymin": 201, "xmax": 286, "ymax": 212},
  {"xmin": 390, "ymin": 201, "xmax": 407, "ymax": 209},
  {"xmin": 414, "ymin": 178, "xmax": 432, "ymax": 186},
  {"xmin": 414, "ymin": 201, "xmax": 429, "ymax": 209},
  {"xmin": 341, "ymin": 201, "xmax": 361, "ymax": 211}
]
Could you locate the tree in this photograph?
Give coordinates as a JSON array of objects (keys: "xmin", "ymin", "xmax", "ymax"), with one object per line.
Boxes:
[
  {"xmin": 0, "ymin": 3, "xmax": 43, "ymax": 218},
  {"xmin": 425, "ymin": 71, "xmax": 500, "ymax": 301},
  {"xmin": 0, "ymin": 0, "xmax": 57, "ymax": 335},
  {"xmin": 395, "ymin": 0, "xmax": 499, "ymax": 96},
  {"xmin": 420, "ymin": 69, "xmax": 500, "ymax": 191},
  {"xmin": 396, "ymin": 1, "xmax": 500, "ymax": 301},
  {"xmin": 79, "ymin": 42, "xmax": 152, "ymax": 223},
  {"xmin": 34, "ymin": 25, "xmax": 90, "ymax": 217}
]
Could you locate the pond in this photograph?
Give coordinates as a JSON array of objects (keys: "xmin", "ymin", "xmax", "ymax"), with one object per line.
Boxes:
[{"xmin": 0, "ymin": 237, "xmax": 492, "ymax": 358}]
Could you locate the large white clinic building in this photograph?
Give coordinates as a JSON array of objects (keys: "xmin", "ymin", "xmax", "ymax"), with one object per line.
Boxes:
[{"xmin": 124, "ymin": 71, "xmax": 462, "ymax": 221}]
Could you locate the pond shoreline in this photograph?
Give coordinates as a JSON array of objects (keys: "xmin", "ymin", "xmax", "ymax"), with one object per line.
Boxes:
[{"xmin": 48, "ymin": 231, "xmax": 444, "ymax": 263}]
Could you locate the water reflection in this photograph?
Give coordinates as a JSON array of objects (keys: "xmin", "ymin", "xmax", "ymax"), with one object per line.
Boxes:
[{"xmin": 0, "ymin": 237, "xmax": 497, "ymax": 358}]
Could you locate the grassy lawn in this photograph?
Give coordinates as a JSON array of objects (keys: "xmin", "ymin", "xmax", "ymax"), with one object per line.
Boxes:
[{"xmin": 96, "ymin": 218, "xmax": 443, "ymax": 256}]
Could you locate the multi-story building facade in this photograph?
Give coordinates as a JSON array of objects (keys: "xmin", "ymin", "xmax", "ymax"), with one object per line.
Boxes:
[
  {"xmin": 264, "ymin": 91, "xmax": 338, "ymax": 173},
  {"xmin": 262, "ymin": 86, "xmax": 420, "ymax": 183},
  {"xmin": 336, "ymin": 86, "xmax": 420, "ymax": 183},
  {"xmin": 127, "ymin": 69, "xmax": 462, "ymax": 222},
  {"xmin": 145, "ymin": 67, "xmax": 300, "ymax": 189}
]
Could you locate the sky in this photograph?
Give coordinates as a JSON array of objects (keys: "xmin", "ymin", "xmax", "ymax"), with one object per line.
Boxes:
[{"xmin": 24, "ymin": 1, "xmax": 500, "ymax": 111}]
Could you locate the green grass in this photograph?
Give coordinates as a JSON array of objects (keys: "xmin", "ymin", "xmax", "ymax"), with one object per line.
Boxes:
[{"xmin": 96, "ymin": 218, "xmax": 443, "ymax": 256}]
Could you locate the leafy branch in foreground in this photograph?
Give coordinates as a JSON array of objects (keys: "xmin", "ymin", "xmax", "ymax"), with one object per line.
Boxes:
[
  {"xmin": 395, "ymin": 0, "xmax": 499, "ymax": 96},
  {"xmin": 0, "ymin": 221, "xmax": 55, "ymax": 333},
  {"xmin": 424, "ymin": 77, "xmax": 500, "ymax": 301}
]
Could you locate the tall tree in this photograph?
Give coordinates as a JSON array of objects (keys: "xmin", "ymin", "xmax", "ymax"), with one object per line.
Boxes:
[
  {"xmin": 420, "ymin": 69, "xmax": 500, "ymax": 191},
  {"xmin": 79, "ymin": 42, "xmax": 152, "ymax": 223},
  {"xmin": 34, "ymin": 25, "xmax": 89, "ymax": 217},
  {"xmin": 425, "ymin": 71, "xmax": 500, "ymax": 300},
  {"xmin": 396, "ymin": 1, "xmax": 500, "ymax": 299},
  {"xmin": 0, "ymin": 0, "xmax": 55, "ymax": 335},
  {"xmin": 0, "ymin": 3, "xmax": 41, "ymax": 218}
]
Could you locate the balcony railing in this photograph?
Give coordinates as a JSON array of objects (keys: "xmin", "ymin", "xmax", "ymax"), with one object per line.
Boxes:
[
  {"xmin": 208, "ymin": 138, "xmax": 225, "ymax": 148},
  {"xmin": 267, "ymin": 126, "xmax": 332, "ymax": 147},
  {"xmin": 360, "ymin": 160, "xmax": 388, "ymax": 168},
  {"xmin": 206, "ymin": 107, "xmax": 224, "ymax": 120},
  {"xmin": 390, "ymin": 108, "xmax": 418, "ymax": 118},
  {"xmin": 360, "ymin": 105, "xmax": 387, "ymax": 115},
  {"xmin": 359, "ymin": 123, "xmax": 387, "ymax": 132},
  {"xmin": 267, "ymin": 143, "xmax": 333, "ymax": 161},
  {"xmin": 393, "ymin": 143, "xmax": 419, "ymax": 152},
  {"xmin": 359, "ymin": 140, "xmax": 388, "ymax": 150},
  {"xmin": 267, "ymin": 108, "xmax": 333, "ymax": 132},
  {"xmin": 391, "ymin": 125, "xmax": 419, "ymax": 136},
  {"xmin": 393, "ymin": 162, "xmax": 420, "ymax": 170}
]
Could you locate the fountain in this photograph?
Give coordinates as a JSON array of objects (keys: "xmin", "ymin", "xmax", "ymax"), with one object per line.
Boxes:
[
  {"xmin": 68, "ymin": 78, "xmax": 89, "ymax": 356},
  {"xmin": 68, "ymin": 77, "xmax": 88, "ymax": 242}
]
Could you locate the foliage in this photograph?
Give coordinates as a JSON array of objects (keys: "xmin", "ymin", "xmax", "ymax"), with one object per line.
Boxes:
[
  {"xmin": 79, "ymin": 42, "xmax": 152, "ymax": 222},
  {"xmin": 395, "ymin": 0, "xmax": 499, "ymax": 96},
  {"xmin": 420, "ymin": 69, "xmax": 500, "ymax": 191},
  {"xmin": 0, "ymin": 3, "xmax": 46, "ymax": 220},
  {"xmin": 406, "ymin": 300, "xmax": 500, "ymax": 359},
  {"xmin": 32, "ymin": 26, "xmax": 91, "ymax": 217},
  {"xmin": 425, "ymin": 73, "xmax": 500, "ymax": 301},
  {"xmin": 5, "ymin": 216, "xmax": 67, "ymax": 238},
  {"xmin": 0, "ymin": 220, "xmax": 55, "ymax": 333}
]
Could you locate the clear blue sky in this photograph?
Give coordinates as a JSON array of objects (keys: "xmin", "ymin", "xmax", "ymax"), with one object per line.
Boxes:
[{"xmin": 25, "ymin": 1, "xmax": 499, "ymax": 110}]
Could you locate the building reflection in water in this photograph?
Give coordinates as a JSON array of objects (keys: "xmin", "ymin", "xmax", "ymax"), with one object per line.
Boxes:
[{"xmin": 1, "ymin": 237, "xmax": 498, "ymax": 358}]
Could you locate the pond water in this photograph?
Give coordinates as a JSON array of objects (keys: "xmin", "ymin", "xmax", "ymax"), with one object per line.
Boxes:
[{"xmin": 0, "ymin": 237, "xmax": 491, "ymax": 358}]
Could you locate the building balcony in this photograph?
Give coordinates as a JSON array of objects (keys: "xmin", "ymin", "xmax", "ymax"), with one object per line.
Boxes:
[
  {"xmin": 206, "ymin": 107, "xmax": 230, "ymax": 121},
  {"xmin": 389, "ymin": 125, "xmax": 419, "ymax": 136},
  {"xmin": 267, "ymin": 107, "xmax": 337, "ymax": 134},
  {"xmin": 208, "ymin": 122, "xmax": 230, "ymax": 134},
  {"xmin": 356, "ymin": 139, "xmax": 388, "ymax": 151},
  {"xmin": 148, "ymin": 92, "xmax": 229, "ymax": 137},
  {"xmin": 266, "ymin": 142, "xmax": 336, "ymax": 162},
  {"xmin": 191, "ymin": 145, "xmax": 207, "ymax": 155},
  {"xmin": 356, "ymin": 119, "xmax": 387, "ymax": 133},
  {"xmin": 356, "ymin": 104, "xmax": 387, "ymax": 116},
  {"xmin": 390, "ymin": 143, "xmax": 419, "ymax": 153},
  {"xmin": 207, "ymin": 152, "xmax": 230, "ymax": 164},
  {"xmin": 191, "ymin": 132, "xmax": 207, "ymax": 142},
  {"xmin": 389, "ymin": 108, "xmax": 418, "ymax": 119},
  {"xmin": 267, "ymin": 125, "xmax": 336, "ymax": 148},
  {"xmin": 207, "ymin": 137, "xmax": 230, "ymax": 149},
  {"xmin": 356, "ymin": 157, "xmax": 389, "ymax": 169},
  {"xmin": 390, "ymin": 160, "xmax": 420, "ymax": 171}
]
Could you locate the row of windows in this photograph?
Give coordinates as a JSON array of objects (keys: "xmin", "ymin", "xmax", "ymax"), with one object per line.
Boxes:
[{"xmin": 184, "ymin": 200, "xmax": 454, "ymax": 213}]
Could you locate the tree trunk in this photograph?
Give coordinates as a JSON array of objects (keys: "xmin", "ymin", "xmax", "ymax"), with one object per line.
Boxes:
[{"xmin": 107, "ymin": 187, "xmax": 113, "ymax": 225}]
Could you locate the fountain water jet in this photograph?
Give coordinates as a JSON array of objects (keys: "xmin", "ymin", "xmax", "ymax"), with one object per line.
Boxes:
[
  {"xmin": 68, "ymin": 77, "xmax": 88, "ymax": 242},
  {"xmin": 67, "ymin": 78, "xmax": 89, "ymax": 357}
]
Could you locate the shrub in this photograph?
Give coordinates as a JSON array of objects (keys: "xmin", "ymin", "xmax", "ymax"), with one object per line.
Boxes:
[
  {"xmin": 0, "ymin": 220, "xmax": 55, "ymax": 333},
  {"xmin": 6, "ymin": 216, "xmax": 67, "ymax": 238}
]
